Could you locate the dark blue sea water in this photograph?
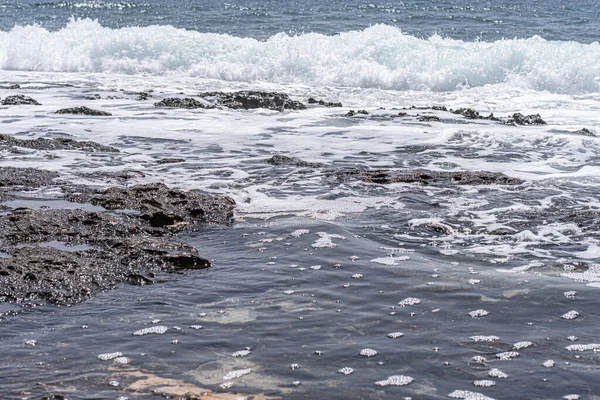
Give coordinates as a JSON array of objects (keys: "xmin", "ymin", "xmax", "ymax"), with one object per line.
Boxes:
[{"xmin": 1, "ymin": 0, "xmax": 599, "ymax": 42}]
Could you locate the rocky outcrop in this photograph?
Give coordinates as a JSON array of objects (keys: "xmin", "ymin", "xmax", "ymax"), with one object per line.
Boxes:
[
  {"xmin": 506, "ymin": 113, "xmax": 546, "ymax": 125},
  {"xmin": 0, "ymin": 134, "xmax": 118, "ymax": 152},
  {"xmin": 198, "ymin": 91, "xmax": 306, "ymax": 111},
  {"xmin": 68, "ymin": 182, "xmax": 236, "ymax": 227},
  {"xmin": 1, "ymin": 95, "xmax": 41, "ymax": 105},
  {"xmin": 0, "ymin": 209, "xmax": 210, "ymax": 305},
  {"xmin": 0, "ymin": 167, "xmax": 59, "ymax": 188},
  {"xmin": 0, "ymin": 181, "xmax": 236, "ymax": 306},
  {"xmin": 330, "ymin": 169, "xmax": 523, "ymax": 186},
  {"xmin": 154, "ymin": 97, "xmax": 213, "ymax": 109},
  {"xmin": 267, "ymin": 155, "xmax": 324, "ymax": 168},
  {"xmin": 308, "ymin": 97, "xmax": 343, "ymax": 107},
  {"xmin": 55, "ymin": 106, "xmax": 112, "ymax": 116}
]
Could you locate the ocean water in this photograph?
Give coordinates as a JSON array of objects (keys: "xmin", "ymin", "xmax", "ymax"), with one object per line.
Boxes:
[{"xmin": 1, "ymin": 1, "xmax": 600, "ymax": 399}]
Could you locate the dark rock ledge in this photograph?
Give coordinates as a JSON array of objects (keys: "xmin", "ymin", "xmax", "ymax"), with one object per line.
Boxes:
[
  {"xmin": 0, "ymin": 133, "xmax": 119, "ymax": 152},
  {"xmin": 0, "ymin": 170, "xmax": 236, "ymax": 307}
]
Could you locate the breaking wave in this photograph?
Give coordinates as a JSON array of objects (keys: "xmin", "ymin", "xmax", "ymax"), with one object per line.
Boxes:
[{"xmin": 1, "ymin": 19, "xmax": 600, "ymax": 93}]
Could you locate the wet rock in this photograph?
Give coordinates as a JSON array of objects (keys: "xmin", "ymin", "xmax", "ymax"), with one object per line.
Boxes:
[
  {"xmin": 55, "ymin": 106, "xmax": 112, "ymax": 116},
  {"xmin": 307, "ymin": 97, "xmax": 343, "ymax": 107},
  {"xmin": 154, "ymin": 97, "xmax": 213, "ymax": 109},
  {"xmin": 76, "ymin": 169, "xmax": 145, "ymax": 184},
  {"xmin": 198, "ymin": 91, "xmax": 306, "ymax": 111},
  {"xmin": 0, "ymin": 134, "xmax": 118, "ymax": 152},
  {"xmin": 345, "ymin": 109, "xmax": 369, "ymax": 117},
  {"xmin": 1, "ymin": 95, "xmax": 41, "ymax": 105},
  {"xmin": 0, "ymin": 167, "xmax": 59, "ymax": 188},
  {"xmin": 574, "ymin": 128, "xmax": 595, "ymax": 137},
  {"xmin": 267, "ymin": 155, "xmax": 324, "ymax": 168},
  {"xmin": 68, "ymin": 182, "xmax": 235, "ymax": 227},
  {"xmin": 330, "ymin": 169, "xmax": 523, "ymax": 186},
  {"xmin": 156, "ymin": 158, "xmax": 185, "ymax": 164},
  {"xmin": 451, "ymin": 107, "xmax": 499, "ymax": 121},
  {"xmin": 418, "ymin": 115, "xmax": 441, "ymax": 122},
  {"xmin": 506, "ymin": 113, "xmax": 546, "ymax": 125},
  {"xmin": 408, "ymin": 105, "xmax": 448, "ymax": 111},
  {"xmin": 0, "ymin": 208, "xmax": 211, "ymax": 305}
]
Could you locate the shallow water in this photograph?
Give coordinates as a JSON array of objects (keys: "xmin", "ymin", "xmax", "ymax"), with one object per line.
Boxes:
[{"xmin": 1, "ymin": 216, "xmax": 599, "ymax": 399}]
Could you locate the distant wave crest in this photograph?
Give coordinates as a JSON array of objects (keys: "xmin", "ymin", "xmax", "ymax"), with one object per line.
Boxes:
[{"xmin": 1, "ymin": 19, "xmax": 600, "ymax": 93}]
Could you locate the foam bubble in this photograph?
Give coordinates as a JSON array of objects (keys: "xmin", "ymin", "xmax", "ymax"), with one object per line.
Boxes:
[
  {"xmin": 133, "ymin": 326, "xmax": 168, "ymax": 335},
  {"xmin": 488, "ymin": 368, "xmax": 508, "ymax": 378},
  {"xmin": 222, "ymin": 368, "xmax": 252, "ymax": 380},
  {"xmin": 98, "ymin": 352, "xmax": 123, "ymax": 361},
  {"xmin": 398, "ymin": 297, "xmax": 421, "ymax": 306},
  {"xmin": 468, "ymin": 310, "xmax": 489, "ymax": 318},
  {"xmin": 448, "ymin": 390, "xmax": 496, "ymax": 400},
  {"xmin": 359, "ymin": 348, "xmax": 378, "ymax": 357},
  {"xmin": 375, "ymin": 375, "xmax": 413, "ymax": 386}
]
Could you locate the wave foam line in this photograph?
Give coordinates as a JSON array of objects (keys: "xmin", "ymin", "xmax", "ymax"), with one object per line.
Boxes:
[{"xmin": 2, "ymin": 19, "xmax": 600, "ymax": 93}]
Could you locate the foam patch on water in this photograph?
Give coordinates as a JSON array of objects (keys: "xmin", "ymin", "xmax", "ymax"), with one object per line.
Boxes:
[
  {"xmin": 398, "ymin": 297, "xmax": 421, "ymax": 306},
  {"xmin": 370, "ymin": 256, "xmax": 410, "ymax": 266},
  {"xmin": 468, "ymin": 310, "xmax": 489, "ymax": 318},
  {"xmin": 488, "ymin": 368, "xmax": 508, "ymax": 378},
  {"xmin": 375, "ymin": 375, "xmax": 413, "ymax": 386},
  {"xmin": 359, "ymin": 348, "xmax": 378, "ymax": 357},
  {"xmin": 513, "ymin": 341, "xmax": 533, "ymax": 350},
  {"xmin": 470, "ymin": 335, "xmax": 500, "ymax": 342},
  {"xmin": 565, "ymin": 344, "xmax": 600, "ymax": 351},
  {"xmin": 561, "ymin": 310, "xmax": 580, "ymax": 320},
  {"xmin": 222, "ymin": 368, "xmax": 252, "ymax": 380},
  {"xmin": 338, "ymin": 367, "xmax": 354, "ymax": 375},
  {"xmin": 496, "ymin": 351, "xmax": 519, "ymax": 360},
  {"xmin": 312, "ymin": 232, "xmax": 346, "ymax": 248},
  {"xmin": 98, "ymin": 352, "xmax": 123, "ymax": 361},
  {"xmin": 133, "ymin": 326, "xmax": 168, "ymax": 336},
  {"xmin": 473, "ymin": 380, "xmax": 496, "ymax": 388},
  {"xmin": 448, "ymin": 390, "xmax": 496, "ymax": 400}
]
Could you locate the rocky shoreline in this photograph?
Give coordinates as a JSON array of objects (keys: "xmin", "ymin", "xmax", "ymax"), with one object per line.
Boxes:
[{"xmin": 0, "ymin": 89, "xmax": 581, "ymax": 311}]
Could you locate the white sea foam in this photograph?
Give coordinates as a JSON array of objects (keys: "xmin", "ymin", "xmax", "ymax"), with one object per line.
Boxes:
[{"xmin": 3, "ymin": 20, "xmax": 600, "ymax": 94}]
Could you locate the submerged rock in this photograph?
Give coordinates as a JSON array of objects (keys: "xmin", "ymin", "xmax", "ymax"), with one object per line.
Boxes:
[
  {"xmin": 1, "ymin": 95, "xmax": 41, "ymax": 105},
  {"xmin": 0, "ymin": 134, "xmax": 118, "ymax": 152},
  {"xmin": 574, "ymin": 128, "xmax": 595, "ymax": 137},
  {"xmin": 198, "ymin": 90, "xmax": 306, "ymax": 111},
  {"xmin": 330, "ymin": 169, "xmax": 523, "ymax": 186},
  {"xmin": 55, "ymin": 106, "xmax": 112, "ymax": 116},
  {"xmin": 451, "ymin": 107, "xmax": 499, "ymax": 121},
  {"xmin": 0, "ymin": 167, "xmax": 59, "ymax": 188},
  {"xmin": 506, "ymin": 112, "xmax": 546, "ymax": 125},
  {"xmin": 307, "ymin": 97, "xmax": 343, "ymax": 107},
  {"xmin": 68, "ymin": 182, "xmax": 236, "ymax": 227},
  {"xmin": 154, "ymin": 97, "xmax": 213, "ymax": 109},
  {"xmin": 267, "ymin": 155, "xmax": 324, "ymax": 168},
  {"xmin": 345, "ymin": 109, "xmax": 369, "ymax": 117}
]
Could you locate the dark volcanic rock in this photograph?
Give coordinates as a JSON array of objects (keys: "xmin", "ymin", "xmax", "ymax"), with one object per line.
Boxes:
[
  {"xmin": 308, "ymin": 97, "xmax": 343, "ymax": 107},
  {"xmin": 1, "ymin": 95, "xmax": 41, "ymax": 105},
  {"xmin": 331, "ymin": 169, "xmax": 523, "ymax": 186},
  {"xmin": 345, "ymin": 109, "xmax": 369, "ymax": 117},
  {"xmin": 198, "ymin": 91, "xmax": 306, "ymax": 111},
  {"xmin": 267, "ymin": 155, "xmax": 324, "ymax": 168},
  {"xmin": 0, "ymin": 134, "xmax": 118, "ymax": 152},
  {"xmin": 68, "ymin": 182, "xmax": 235, "ymax": 227},
  {"xmin": 0, "ymin": 209, "xmax": 210, "ymax": 305},
  {"xmin": 0, "ymin": 167, "xmax": 59, "ymax": 188},
  {"xmin": 55, "ymin": 106, "xmax": 112, "ymax": 116},
  {"xmin": 417, "ymin": 115, "xmax": 441, "ymax": 122},
  {"xmin": 507, "ymin": 113, "xmax": 546, "ymax": 125},
  {"xmin": 450, "ymin": 108, "xmax": 499, "ymax": 121},
  {"xmin": 154, "ymin": 97, "xmax": 212, "ymax": 109},
  {"xmin": 575, "ymin": 128, "xmax": 595, "ymax": 137}
]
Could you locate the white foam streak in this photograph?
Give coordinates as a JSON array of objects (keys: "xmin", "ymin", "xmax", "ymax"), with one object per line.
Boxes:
[{"xmin": 2, "ymin": 20, "xmax": 600, "ymax": 93}]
